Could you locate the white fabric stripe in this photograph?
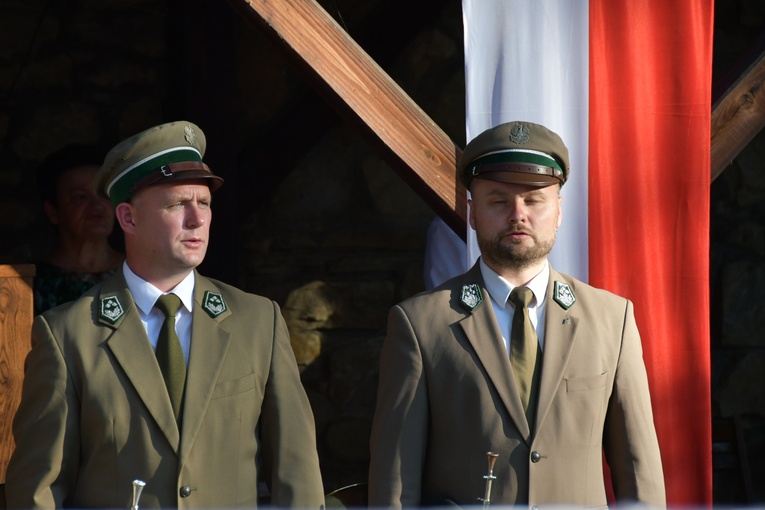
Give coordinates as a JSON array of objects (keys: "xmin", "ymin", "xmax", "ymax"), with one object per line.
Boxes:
[
  {"xmin": 462, "ymin": 0, "xmax": 589, "ymax": 282},
  {"xmin": 106, "ymin": 146, "xmax": 202, "ymax": 198}
]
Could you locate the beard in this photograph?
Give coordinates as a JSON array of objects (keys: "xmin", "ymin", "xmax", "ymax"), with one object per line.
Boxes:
[{"xmin": 477, "ymin": 226, "xmax": 556, "ymax": 271}]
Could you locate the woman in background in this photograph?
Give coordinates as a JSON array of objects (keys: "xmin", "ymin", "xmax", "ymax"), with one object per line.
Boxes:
[{"xmin": 33, "ymin": 143, "xmax": 124, "ymax": 314}]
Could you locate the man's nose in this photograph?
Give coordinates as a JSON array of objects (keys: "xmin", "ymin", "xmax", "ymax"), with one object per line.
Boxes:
[
  {"xmin": 185, "ymin": 205, "xmax": 206, "ymax": 227},
  {"xmin": 508, "ymin": 198, "xmax": 527, "ymax": 222}
]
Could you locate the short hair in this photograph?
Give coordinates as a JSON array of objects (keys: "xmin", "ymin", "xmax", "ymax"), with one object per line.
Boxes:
[{"xmin": 36, "ymin": 144, "xmax": 106, "ymax": 205}]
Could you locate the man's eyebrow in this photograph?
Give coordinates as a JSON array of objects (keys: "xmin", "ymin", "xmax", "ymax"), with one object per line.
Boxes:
[
  {"xmin": 520, "ymin": 188, "xmax": 552, "ymax": 198},
  {"xmin": 168, "ymin": 191, "xmax": 209, "ymax": 200}
]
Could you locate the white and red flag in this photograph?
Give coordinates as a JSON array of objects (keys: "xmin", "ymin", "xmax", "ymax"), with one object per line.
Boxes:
[{"xmin": 463, "ymin": 0, "xmax": 714, "ymax": 504}]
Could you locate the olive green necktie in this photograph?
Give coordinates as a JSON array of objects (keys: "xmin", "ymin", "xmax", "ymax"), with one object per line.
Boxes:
[
  {"xmin": 509, "ymin": 287, "xmax": 541, "ymax": 428},
  {"xmin": 155, "ymin": 293, "xmax": 185, "ymax": 422}
]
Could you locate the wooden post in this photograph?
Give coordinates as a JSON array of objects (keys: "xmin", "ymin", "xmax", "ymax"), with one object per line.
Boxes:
[
  {"xmin": 225, "ymin": 0, "xmax": 467, "ymax": 238},
  {"xmin": 711, "ymin": 51, "xmax": 765, "ymax": 181},
  {"xmin": 0, "ymin": 264, "xmax": 35, "ymax": 483}
]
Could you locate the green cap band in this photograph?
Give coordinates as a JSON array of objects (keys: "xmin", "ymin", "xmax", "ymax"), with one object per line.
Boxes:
[
  {"xmin": 107, "ymin": 147, "xmax": 202, "ymax": 205},
  {"xmin": 468, "ymin": 149, "xmax": 563, "ymax": 175}
]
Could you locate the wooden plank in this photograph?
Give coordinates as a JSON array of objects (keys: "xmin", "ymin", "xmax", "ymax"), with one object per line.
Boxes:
[
  {"xmin": 0, "ymin": 265, "xmax": 35, "ymax": 278},
  {"xmin": 232, "ymin": 0, "xmax": 452, "ymax": 223},
  {"xmin": 226, "ymin": 0, "xmax": 467, "ymax": 237},
  {"xmin": 711, "ymin": 50, "xmax": 765, "ymax": 181},
  {"xmin": 0, "ymin": 264, "xmax": 35, "ymax": 483}
]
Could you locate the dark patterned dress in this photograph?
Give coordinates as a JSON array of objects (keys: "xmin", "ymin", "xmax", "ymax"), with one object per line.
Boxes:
[{"xmin": 33, "ymin": 261, "xmax": 118, "ymax": 315}]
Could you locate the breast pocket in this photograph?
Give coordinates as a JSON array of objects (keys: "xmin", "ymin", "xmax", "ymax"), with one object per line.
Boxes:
[
  {"xmin": 211, "ymin": 372, "xmax": 257, "ymax": 399},
  {"xmin": 565, "ymin": 372, "xmax": 607, "ymax": 392},
  {"xmin": 561, "ymin": 372, "xmax": 609, "ymax": 445}
]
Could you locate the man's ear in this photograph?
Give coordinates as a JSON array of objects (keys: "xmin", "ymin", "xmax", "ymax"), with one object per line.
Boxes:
[
  {"xmin": 42, "ymin": 200, "xmax": 60, "ymax": 226},
  {"xmin": 467, "ymin": 198, "xmax": 476, "ymax": 230},
  {"xmin": 115, "ymin": 202, "xmax": 135, "ymax": 233}
]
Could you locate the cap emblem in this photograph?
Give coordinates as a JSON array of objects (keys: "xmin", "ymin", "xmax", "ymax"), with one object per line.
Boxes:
[
  {"xmin": 553, "ymin": 281, "xmax": 576, "ymax": 310},
  {"xmin": 184, "ymin": 125, "xmax": 196, "ymax": 145},
  {"xmin": 100, "ymin": 295, "xmax": 125, "ymax": 324},
  {"xmin": 509, "ymin": 124, "xmax": 530, "ymax": 145},
  {"xmin": 202, "ymin": 291, "xmax": 227, "ymax": 318},
  {"xmin": 460, "ymin": 283, "xmax": 484, "ymax": 311}
]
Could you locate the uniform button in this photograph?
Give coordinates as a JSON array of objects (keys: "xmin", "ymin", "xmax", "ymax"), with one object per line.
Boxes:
[
  {"xmin": 531, "ymin": 451, "xmax": 541, "ymax": 463},
  {"xmin": 532, "ymin": 506, "xmax": 539, "ymax": 510},
  {"xmin": 180, "ymin": 486, "xmax": 192, "ymax": 498}
]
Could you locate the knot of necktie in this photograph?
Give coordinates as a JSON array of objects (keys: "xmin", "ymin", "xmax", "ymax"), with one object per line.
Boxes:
[
  {"xmin": 156, "ymin": 293, "xmax": 182, "ymax": 318},
  {"xmin": 509, "ymin": 286, "xmax": 534, "ymax": 308}
]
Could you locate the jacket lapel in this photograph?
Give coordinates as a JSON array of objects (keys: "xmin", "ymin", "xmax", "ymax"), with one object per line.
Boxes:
[
  {"xmin": 534, "ymin": 268, "xmax": 579, "ymax": 435},
  {"xmin": 100, "ymin": 270, "xmax": 181, "ymax": 449},
  {"xmin": 178, "ymin": 273, "xmax": 232, "ymax": 463},
  {"xmin": 456, "ymin": 264, "xmax": 531, "ymax": 440}
]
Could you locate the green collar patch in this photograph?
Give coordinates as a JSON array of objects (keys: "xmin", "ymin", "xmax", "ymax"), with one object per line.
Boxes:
[
  {"xmin": 100, "ymin": 295, "xmax": 125, "ymax": 324},
  {"xmin": 553, "ymin": 281, "xmax": 576, "ymax": 310},
  {"xmin": 202, "ymin": 291, "xmax": 227, "ymax": 318},
  {"xmin": 460, "ymin": 283, "xmax": 484, "ymax": 311}
]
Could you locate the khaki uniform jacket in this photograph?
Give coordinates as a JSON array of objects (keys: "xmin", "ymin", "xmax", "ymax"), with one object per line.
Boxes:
[
  {"xmin": 6, "ymin": 269, "xmax": 324, "ymax": 509},
  {"xmin": 369, "ymin": 262, "xmax": 665, "ymax": 508}
]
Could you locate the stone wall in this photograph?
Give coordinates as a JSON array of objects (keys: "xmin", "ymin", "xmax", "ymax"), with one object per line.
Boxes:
[
  {"xmin": 0, "ymin": 0, "xmax": 173, "ymax": 260},
  {"xmin": 710, "ymin": 2, "xmax": 765, "ymax": 502},
  {"xmin": 237, "ymin": 3, "xmax": 465, "ymax": 487},
  {"xmin": 710, "ymin": 129, "xmax": 765, "ymax": 502}
]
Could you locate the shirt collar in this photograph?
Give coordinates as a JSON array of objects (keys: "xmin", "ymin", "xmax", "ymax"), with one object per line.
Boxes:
[
  {"xmin": 123, "ymin": 261, "xmax": 196, "ymax": 315},
  {"xmin": 478, "ymin": 257, "xmax": 550, "ymax": 308}
]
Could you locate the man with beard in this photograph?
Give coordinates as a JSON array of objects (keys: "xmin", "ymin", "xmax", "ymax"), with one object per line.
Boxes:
[{"xmin": 368, "ymin": 121, "xmax": 665, "ymax": 508}]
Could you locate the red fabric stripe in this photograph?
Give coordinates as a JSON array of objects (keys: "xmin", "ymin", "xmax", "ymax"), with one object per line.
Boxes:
[{"xmin": 589, "ymin": 1, "xmax": 714, "ymax": 505}]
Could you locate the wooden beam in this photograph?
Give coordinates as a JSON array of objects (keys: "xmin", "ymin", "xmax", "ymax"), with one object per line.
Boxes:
[
  {"xmin": 225, "ymin": 0, "xmax": 466, "ymax": 238},
  {"xmin": 711, "ymin": 50, "xmax": 765, "ymax": 181},
  {"xmin": 235, "ymin": 0, "xmax": 453, "ymax": 216},
  {"xmin": 0, "ymin": 264, "xmax": 35, "ymax": 483}
]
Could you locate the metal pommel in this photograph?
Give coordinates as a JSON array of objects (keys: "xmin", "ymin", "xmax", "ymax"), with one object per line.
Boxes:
[
  {"xmin": 477, "ymin": 452, "xmax": 499, "ymax": 508},
  {"xmin": 131, "ymin": 479, "xmax": 146, "ymax": 510}
]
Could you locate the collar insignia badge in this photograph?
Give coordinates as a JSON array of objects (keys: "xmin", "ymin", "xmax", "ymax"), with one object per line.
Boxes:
[
  {"xmin": 460, "ymin": 283, "xmax": 484, "ymax": 311},
  {"xmin": 100, "ymin": 296, "xmax": 125, "ymax": 324},
  {"xmin": 202, "ymin": 291, "xmax": 227, "ymax": 318},
  {"xmin": 553, "ymin": 281, "xmax": 576, "ymax": 310}
]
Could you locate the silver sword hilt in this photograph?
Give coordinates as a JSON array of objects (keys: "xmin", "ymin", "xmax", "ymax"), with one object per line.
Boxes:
[
  {"xmin": 130, "ymin": 479, "xmax": 146, "ymax": 510},
  {"xmin": 477, "ymin": 451, "xmax": 499, "ymax": 508}
]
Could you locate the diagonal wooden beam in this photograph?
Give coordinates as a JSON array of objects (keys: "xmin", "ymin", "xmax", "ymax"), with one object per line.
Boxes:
[
  {"xmin": 226, "ymin": 0, "xmax": 467, "ymax": 239},
  {"xmin": 711, "ymin": 50, "xmax": 765, "ymax": 181},
  {"xmin": 228, "ymin": 0, "xmax": 765, "ymax": 220}
]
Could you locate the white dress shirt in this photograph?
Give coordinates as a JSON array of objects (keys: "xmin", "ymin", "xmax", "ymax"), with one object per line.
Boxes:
[
  {"xmin": 123, "ymin": 261, "xmax": 195, "ymax": 365},
  {"xmin": 479, "ymin": 257, "xmax": 549, "ymax": 354}
]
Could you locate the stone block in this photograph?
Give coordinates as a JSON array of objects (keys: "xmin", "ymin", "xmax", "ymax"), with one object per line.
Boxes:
[
  {"xmin": 283, "ymin": 280, "xmax": 394, "ymax": 330},
  {"xmin": 323, "ymin": 415, "xmax": 373, "ymax": 463},
  {"xmin": 290, "ymin": 329, "xmax": 323, "ymax": 368},
  {"xmin": 721, "ymin": 259, "xmax": 765, "ymax": 347},
  {"xmin": 328, "ymin": 337, "xmax": 383, "ymax": 411},
  {"xmin": 719, "ymin": 352, "xmax": 765, "ymax": 418}
]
